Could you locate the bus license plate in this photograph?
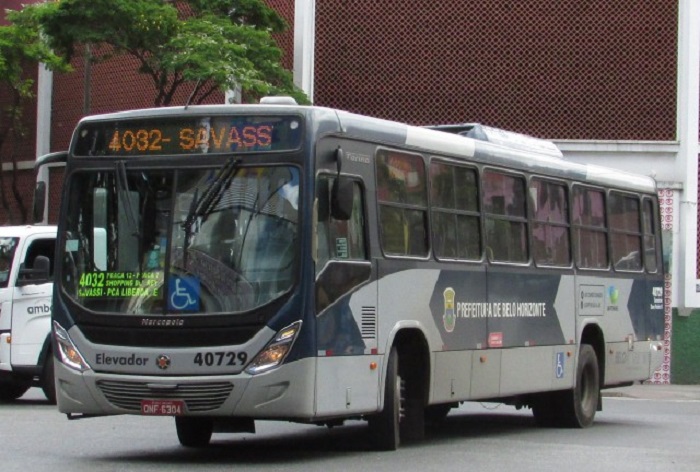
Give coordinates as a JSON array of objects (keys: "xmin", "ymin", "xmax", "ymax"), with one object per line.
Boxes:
[{"xmin": 141, "ymin": 399, "xmax": 185, "ymax": 416}]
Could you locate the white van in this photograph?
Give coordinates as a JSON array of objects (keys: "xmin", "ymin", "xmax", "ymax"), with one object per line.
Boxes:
[{"xmin": 0, "ymin": 225, "xmax": 57, "ymax": 403}]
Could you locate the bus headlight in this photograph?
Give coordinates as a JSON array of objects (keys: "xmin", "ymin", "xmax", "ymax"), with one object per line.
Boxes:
[
  {"xmin": 245, "ymin": 321, "xmax": 302, "ymax": 375},
  {"xmin": 53, "ymin": 321, "xmax": 91, "ymax": 372}
]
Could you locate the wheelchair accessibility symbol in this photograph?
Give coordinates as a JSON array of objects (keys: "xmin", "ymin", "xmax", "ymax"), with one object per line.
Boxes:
[
  {"xmin": 168, "ymin": 276, "xmax": 200, "ymax": 311},
  {"xmin": 555, "ymin": 352, "xmax": 565, "ymax": 379}
]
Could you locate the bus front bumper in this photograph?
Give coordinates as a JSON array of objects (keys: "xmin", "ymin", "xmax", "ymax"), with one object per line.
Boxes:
[{"xmin": 55, "ymin": 357, "xmax": 318, "ymax": 420}]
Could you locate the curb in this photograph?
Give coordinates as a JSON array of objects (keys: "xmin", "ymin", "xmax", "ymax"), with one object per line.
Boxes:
[{"xmin": 602, "ymin": 384, "xmax": 700, "ymax": 401}]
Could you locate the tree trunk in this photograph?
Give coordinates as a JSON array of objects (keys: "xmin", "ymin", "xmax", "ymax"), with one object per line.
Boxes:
[{"xmin": 9, "ymin": 150, "xmax": 27, "ymax": 224}]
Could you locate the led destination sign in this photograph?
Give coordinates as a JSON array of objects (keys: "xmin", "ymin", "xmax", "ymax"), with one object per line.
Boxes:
[{"xmin": 74, "ymin": 115, "xmax": 302, "ymax": 156}]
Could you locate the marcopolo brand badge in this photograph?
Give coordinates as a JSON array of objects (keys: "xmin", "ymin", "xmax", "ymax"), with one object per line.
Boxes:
[{"xmin": 156, "ymin": 354, "xmax": 171, "ymax": 370}]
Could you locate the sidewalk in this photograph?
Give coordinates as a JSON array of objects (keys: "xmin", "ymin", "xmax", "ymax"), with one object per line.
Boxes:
[{"xmin": 603, "ymin": 382, "xmax": 700, "ymax": 401}]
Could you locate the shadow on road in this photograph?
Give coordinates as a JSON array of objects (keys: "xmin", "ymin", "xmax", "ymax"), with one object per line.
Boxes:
[
  {"xmin": 85, "ymin": 408, "xmax": 547, "ymax": 466},
  {"xmin": 9, "ymin": 398, "xmax": 53, "ymax": 407},
  {"xmin": 7, "ymin": 394, "xmax": 642, "ymax": 468}
]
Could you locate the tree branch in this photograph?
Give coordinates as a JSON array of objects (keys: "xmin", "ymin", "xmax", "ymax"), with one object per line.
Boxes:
[
  {"xmin": 161, "ymin": 71, "xmax": 185, "ymax": 107},
  {"xmin": 193, "ymin": 80, "xmax": 219, "ymax": 104}
]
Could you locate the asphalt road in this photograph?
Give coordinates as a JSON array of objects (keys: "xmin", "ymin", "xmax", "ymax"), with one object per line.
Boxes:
[{"xmin": 1, "ymin": 387, "xmax": 698, "ymax": 472}]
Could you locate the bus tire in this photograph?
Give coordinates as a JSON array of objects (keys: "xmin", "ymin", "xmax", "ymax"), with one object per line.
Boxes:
[
  {"xmin": 367, "ymin": 346, "xmax": 401, "ymax": 451},
  {"xmin": 175, "ymin": 417, "xmax": 213, "ymax": 448},
  {"xmin": 0, "ymin": 381, "xmax": 30, "ymax": 402},
  {"xmin": 532, "ymin": 344, "xmax": 599, "ymax": 428},
  {"xmin": 564, "ymin": 343, "xmax": 599, "ymax": 428},
  {"xmin": 42, "ymin": 353, "xmax": 57, "ymax": 405},
  {"xmin": 400, "ymin": 367, "xmax": 425, "ymax": 442}
]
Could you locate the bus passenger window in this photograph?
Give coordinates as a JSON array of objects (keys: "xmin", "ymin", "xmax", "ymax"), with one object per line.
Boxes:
[
  {"xmin": 642, "ymin": 199, "xmax": 659, "ymax": 273},
  {"xmin": 376, "ymin": 149, "xmax": 428, "ymax": 257},
  {"xmin": 483, "ymin": 170, "xmax": 528, "ymax": 263},
  {"xmin": 609, "ymin": 192, "xmax": 642, "ymax": 271},
  {"xmin": 572, "ymin": 187, "xmax": 609, "ymax": 269},
  {"xmin": 530, "ymin": 179, "xmax": 571, "ymax": 266},
  {"xmin": 430, "ymin": 161, "xmax": 481, "ymax": 260}
]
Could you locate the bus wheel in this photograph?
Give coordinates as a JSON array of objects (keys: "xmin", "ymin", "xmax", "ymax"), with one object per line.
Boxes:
[
  {"xmin": 367, "ymin": 346, "xmax": 401, "ymax": 450},
  {"xmin": 0, "ymin": 381, "xmax": 30, "ymax": 402},
  {"xmin": 564, "ymin": 344, "xmax": 600, "ymax": 428},
  {"xmin": 42, "ymin": 354, "xmax": 57, "ymax": 405},
  {"xmin": 532, "ymin": 344, "xmax": 599, "ymax": 428},
  {"xmin": 175, "ymin": 417, "xmax": 214, "ymax": 448}
]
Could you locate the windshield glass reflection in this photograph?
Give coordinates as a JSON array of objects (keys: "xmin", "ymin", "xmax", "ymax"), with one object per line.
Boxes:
[{"xmin": 61, "ymin": 165, "xmax": 299, "ymax": 315}]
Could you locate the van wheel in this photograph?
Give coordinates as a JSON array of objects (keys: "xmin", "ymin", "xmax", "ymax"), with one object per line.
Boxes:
[
  {"xmin": 367, "ymin": 346, "xmax": 402, "ymax": 450},
  {"xmin": 175, "ymin": 417, "xmax": 213, "ymax": 448},
  {"xmin": 0, "ymin": 381, "xmax": 30, "ymax": 402},
  {"xmin": 42, "ymin": 354, "xmax": 57, "ymax": 405}
]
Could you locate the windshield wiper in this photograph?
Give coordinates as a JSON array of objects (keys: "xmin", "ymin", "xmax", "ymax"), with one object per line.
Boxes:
[
  {"xmin": 182, "ymin": 157, "xmax": 242, "ymax": 232},
  {"xmin": 181, "ymin": 157, "xmax": 242, "ymax": 264},
  {"xmin": 115, "ymin": 160, "xmax": 140, "ymax": 238}
]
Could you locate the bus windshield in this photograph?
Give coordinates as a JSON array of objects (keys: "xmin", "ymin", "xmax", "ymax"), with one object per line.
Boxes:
[
  {"xmin": 60, "ymin": 164, "xmax": 299, "ymax": 315},
  {"xmin": 0, "ymin": 237, "xmax": 19, "ymax": 288}
]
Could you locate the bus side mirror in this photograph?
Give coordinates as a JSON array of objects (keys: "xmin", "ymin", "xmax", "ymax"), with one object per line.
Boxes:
[
  {"xmin": 330, "ymin": 147, "xmax": 353, "ymax": 221},
  {"xmin": 317, "ymin": 179, "xmax": 330, "ymax": 222},
  {"xmin": 331, "ymin": 177, "xmax": 353, "ymax": 221},
  {"xmin": 17, "ymin": 255, "xmax": 51, "ymax": 286},
  {"xmin": 32, "ymin": 181, "xmax": 47, "ymax": 224}
]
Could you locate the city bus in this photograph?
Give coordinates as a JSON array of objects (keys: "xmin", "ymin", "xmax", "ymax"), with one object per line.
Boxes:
[{"xmin": 47, "ymin": 98, "xmax": 665, "ymax": 450}]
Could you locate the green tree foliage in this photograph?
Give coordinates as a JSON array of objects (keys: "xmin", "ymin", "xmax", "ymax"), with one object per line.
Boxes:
[
  {"xmin": 0, "ymin": 9, "xmax": 69, "ymax": 222},
  {"xmin": 0, "ymin": 9, "xmax": 69, "ymax": 146},
  {"xmin": 25, "ymin": 0, "xmax": 308, "ymax": 106}
]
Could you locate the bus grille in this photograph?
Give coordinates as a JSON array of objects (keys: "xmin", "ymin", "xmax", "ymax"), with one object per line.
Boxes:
[{"xmin": 96, "ymin": 380, "xmax": 233, "ymax": 412}]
